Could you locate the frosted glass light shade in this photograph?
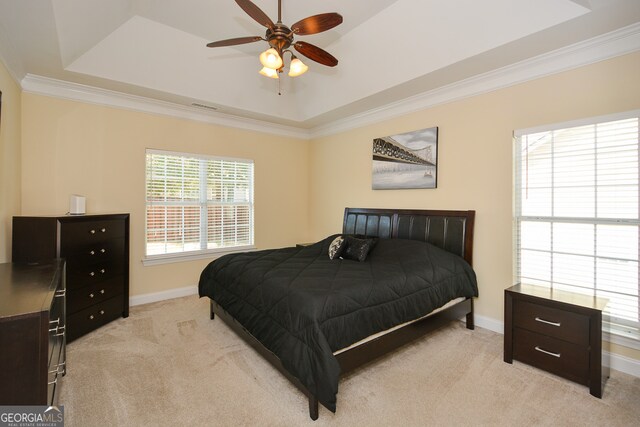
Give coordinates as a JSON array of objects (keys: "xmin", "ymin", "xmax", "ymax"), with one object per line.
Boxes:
[
  {"xmin": 288, "ymin": 57, "xmax": 308, "ymax": 77},
  {"xmin": 259, "ymin": 48, "xmax": 283, "ymax": 69},
  {"xmin": 259, "ymin": 67, "xmax": 279, "ymax": 79}
]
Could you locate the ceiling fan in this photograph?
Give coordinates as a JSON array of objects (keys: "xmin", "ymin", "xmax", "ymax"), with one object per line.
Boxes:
[{"xmin": 206, "ymin": 0, "xmax": 343, "ymax": 79}]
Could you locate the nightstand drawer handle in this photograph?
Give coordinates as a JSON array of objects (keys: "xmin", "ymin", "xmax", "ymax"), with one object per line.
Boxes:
[
  {"xmin": 535, "ymin": 317, "xmax": 561, "ymax": 327},
  {"xmin": 535, "ymin": 346, "xmax": 561, "ymax": 358}
]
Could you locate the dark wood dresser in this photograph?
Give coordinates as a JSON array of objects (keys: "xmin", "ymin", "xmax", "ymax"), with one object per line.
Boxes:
[
  {"xmin": 12, "ymin": 214, "xmax": 130, "ymax": 341},
  {"xmin": 504, "ymin": 283, "xmax": 609, "ymax": 397},
  {"xmin": 0, "ymin": 260, "xmax": 66, "ymax": 405}
]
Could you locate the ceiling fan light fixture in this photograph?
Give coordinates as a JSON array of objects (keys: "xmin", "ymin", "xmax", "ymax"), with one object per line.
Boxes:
[
  {"xmin": 259, "ymin": 48, "xmax": 283, "ymax": 69},
  {"xmin": 288, "ymin": 57, "xmax": 308, "ymax": 77},
  {"xmin": 259, "ymin": 66, "xmax": 279, "ymax": 79}
]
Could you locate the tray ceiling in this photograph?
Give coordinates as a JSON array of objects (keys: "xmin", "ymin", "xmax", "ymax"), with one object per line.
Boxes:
[{"xmin": 0, "ymin": 0, "xmax": 639, "ymax": 130}]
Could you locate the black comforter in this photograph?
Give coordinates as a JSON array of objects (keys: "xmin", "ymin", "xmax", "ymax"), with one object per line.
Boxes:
[{"xmin": 198, "ymin": 235, "xmax": 478, "ymax": 412}]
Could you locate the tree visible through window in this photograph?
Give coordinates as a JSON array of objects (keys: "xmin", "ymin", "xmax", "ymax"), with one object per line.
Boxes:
[
  {"xmin": 514, "ymin": 112, "xmax": 640, "ymax": 340},
  {"xmin": 145, "ymin": 150, "xmax": 254, "ymax": 258}
]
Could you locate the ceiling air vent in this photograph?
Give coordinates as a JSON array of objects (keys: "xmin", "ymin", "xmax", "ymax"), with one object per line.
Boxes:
[{"xmin": 191, "ymin": 102, "xmax": 218, "ymax": 111}]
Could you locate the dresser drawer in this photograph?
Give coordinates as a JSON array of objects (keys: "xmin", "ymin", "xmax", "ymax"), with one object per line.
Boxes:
[
  {"xmin": 62, "ymin": 238, "xmax": 125, "ymax": 267},
  {"xmin": 513, "ymin": 299, "xmax": 589, "ymax": 346},
  {"xmin": 47, "ymin": 331, "xmax": 65, "ymax": 406},
  {"xmin": 513, "ymin": 327, "xmax": 589, "ymax": 385},
  {"xmin": 61, "ymin": 219, "xmax": 126, "ymax": 249},
  {"xmin": 67, "ymin": 295, "xmax": 124, "ymax": 341},
  {"xmin": 67, "ymin": 276, "xmax": 124, "ymax": 313},
  {"xmin": 66, "ymin": 258, "xmax": 125, "ymax": 290},
  {"xmin": 48, "ymin": 290, "xmax": 66, "ymax": 362}
]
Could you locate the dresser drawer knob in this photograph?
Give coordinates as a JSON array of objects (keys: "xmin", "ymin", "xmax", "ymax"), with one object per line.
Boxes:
[
  {"xmin": 89, "ymin": 293, "xmax": 94, "ymax": 298},
  {"xmin": 90, "ymin": 250, "xmax": 95, "ymax": 255},
  {"xmin": 90, "ymin": 229, "xmax": 96, "ymax": 234},
  {"xmin": 90, "ymin": 271, "xmax": 95, "ymax": 276},
  {"xmin": 89, "ymin": 315, "xmax": 95, "ymax": 320},
  {"xmin": 101, "ymin": 248, "xmax": 106, "ymax": 253},
  {"xmin": 100, "ymin": 289, "xmax": 105, "ymax": 294},
  {"xmin": 100, "ymin": 269, "xmax": 106, "ymax": 274},
  {"xmin": 535, "ymin": 317, "xmax": 561, "ymax": 327},
  {"xmin": 100, "ymin": 310, "xmax": 105, "ymax": 315},
  {"xmin": 101, "ymin": 228, "xmax": 106, "ymax": 233},
  {"xmin": 535, "ymin": 346, "xmax": 561, "ymax": 358}
]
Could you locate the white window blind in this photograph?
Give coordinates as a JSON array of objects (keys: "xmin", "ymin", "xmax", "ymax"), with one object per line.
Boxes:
[
  {"xmin": 514, "ymin": 111, "xmax": 640, "ymax": 340},
  {"xmin": 145, "ymin": 150, "xmax": 254, "ymax": 259}
]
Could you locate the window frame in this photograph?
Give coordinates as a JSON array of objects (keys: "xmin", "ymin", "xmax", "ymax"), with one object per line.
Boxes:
[
  {"xmin": 143, "ymin": 149, "xmax": 255, "ymax": 266},
  {"xmin": 513, "ymin": 110, "xmax": 640, "ymax": 347}
]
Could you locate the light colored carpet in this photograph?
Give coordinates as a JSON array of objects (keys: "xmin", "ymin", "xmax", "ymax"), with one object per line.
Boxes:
[{"xmin": 59, "ymin": 295, "xmax": 640, "ymax": 426}]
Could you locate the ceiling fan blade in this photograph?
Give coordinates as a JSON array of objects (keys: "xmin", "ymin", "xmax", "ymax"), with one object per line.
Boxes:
[
  {"xmin": 292, "ymin": 13, "xmax": 343, "ymax": 35},
  {"xmin": 206, "ymin": 36, "xmax": 262, "ymax": 48},
  {"xmin": 294, "ymin": 41, "xmax": 338, "ymax": 67},
  {"xmin": 235, "ymin": 0, "xmax": 274, "ymax": 29}
]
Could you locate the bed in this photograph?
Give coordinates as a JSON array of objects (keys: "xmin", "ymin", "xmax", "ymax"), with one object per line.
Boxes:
[{"xmin": 199, "ymin": 207, "xmax": 477, "ymax": 420}]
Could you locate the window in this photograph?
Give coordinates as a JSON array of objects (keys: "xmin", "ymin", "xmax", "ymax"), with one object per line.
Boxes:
[
  {"xmin": 145, "ymin": 149, "xmax": 254, "ymax": 263},
  {"xmin": 514, "ymin": 111, "xmax": 640, "ymax": 342}
]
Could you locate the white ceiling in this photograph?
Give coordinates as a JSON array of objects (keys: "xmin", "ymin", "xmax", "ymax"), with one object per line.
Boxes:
[{"xmin": 1, "ymin": 0, "xmax": 639, "ymax": 130}]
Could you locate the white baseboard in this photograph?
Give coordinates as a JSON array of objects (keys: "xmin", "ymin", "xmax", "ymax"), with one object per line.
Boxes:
[
  {"xmin": 604, "ymin": 351, "xmax": 640, "ymax": 378},
  {"xmin": 130, "ymin": 285, "xmax": 198, "ymax": 306},
  {"xmin": 474, "ymin": 314, "xmax": 505, "ymax": 335},
  {"xmin": 474, "ymin": 314, "xmax": 640, "ymax": 378}
]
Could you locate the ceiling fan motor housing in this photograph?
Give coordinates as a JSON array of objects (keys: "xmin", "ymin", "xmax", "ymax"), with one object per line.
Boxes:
[{"xmin": 266, "ymin": 23, "xmax": 293, "ymax": 56}]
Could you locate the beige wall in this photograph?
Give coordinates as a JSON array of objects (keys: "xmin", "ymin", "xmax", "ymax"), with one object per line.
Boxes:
[
  {"xmin": 21, "ymin": 94, "xmax": 310, "ymax": 296},
  {"xmin": 0, "ymin": 60, "xmax": 21, "ymax": 262},
  {"xmin": 308, "ymin": 52, "xmax": 640, "ymax": 360}
]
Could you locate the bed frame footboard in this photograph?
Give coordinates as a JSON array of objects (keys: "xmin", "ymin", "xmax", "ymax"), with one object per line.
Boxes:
[
  {"xmin": 209, "ymin": 296, "xmax": 473, "ymax": 420},
  {"xmin": 209, "ymin": 299, "xmax": 320, "ymax": 420}
]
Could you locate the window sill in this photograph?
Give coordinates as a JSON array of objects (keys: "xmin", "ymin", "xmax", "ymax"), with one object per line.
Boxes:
[{"xmin": 142, "ymin": 245, "xmax": 256, "ymax": 266}]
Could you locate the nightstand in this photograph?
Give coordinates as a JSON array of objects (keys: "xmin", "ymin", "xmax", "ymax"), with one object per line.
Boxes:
[{"xmin": 504, "ymin": 283, "xmax": 609, "ymax": 397}]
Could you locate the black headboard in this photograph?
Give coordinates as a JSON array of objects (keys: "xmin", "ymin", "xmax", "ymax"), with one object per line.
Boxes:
[{"xmin": 342, "ymin": 208, "xmax": 475, "ymax": 266}]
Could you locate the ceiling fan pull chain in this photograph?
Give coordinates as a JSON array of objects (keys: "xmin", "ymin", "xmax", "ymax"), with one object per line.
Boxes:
[{"xmin": 278, "ymin": 73, "xmax": 282, "ymax": 96}]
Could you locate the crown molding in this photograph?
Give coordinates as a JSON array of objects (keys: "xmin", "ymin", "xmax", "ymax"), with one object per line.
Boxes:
[
  {"xmin": 17, "ymin": 23, "xmax": 640, "ymax": 141},
  {"xmin": 309, "ymin": 22, "xmax": 640, "ymax": 138},
  {"xmin": 20, "ymin": 74, "xmax": 312, "ymax": 140}
]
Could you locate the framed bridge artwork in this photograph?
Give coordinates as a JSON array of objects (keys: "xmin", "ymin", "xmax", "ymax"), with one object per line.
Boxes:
[{"xmin": 372, "ymin": 126, "xmax": 438, "ymax": 189}]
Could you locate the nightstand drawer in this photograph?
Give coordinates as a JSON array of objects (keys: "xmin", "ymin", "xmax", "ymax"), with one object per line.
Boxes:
[
  {"xmin": 513, "ymin": 299, "xmax": 589, "ymax": 346},
  {"xmin": 513, "ymin": 327, "xmax": 589, "ymax": 385}
]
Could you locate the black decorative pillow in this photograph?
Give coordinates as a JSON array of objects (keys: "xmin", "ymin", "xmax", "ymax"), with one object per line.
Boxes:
[
  {"xmin": 328, "ymin": 236, "xmax": 346, "ymax": 260},
  {"xmin": 342, "ymin": 236, "xmax": 378, "ymax": 262}
]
